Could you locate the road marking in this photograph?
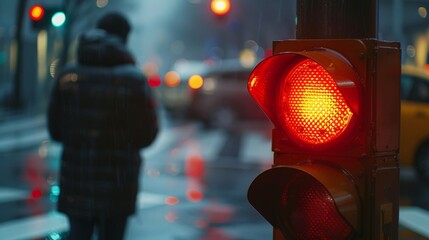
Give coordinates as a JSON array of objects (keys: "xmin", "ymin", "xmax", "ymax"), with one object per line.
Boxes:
[
  {"xmin": 174, "ymin": 129, "xmax": 273, "ymax": 164},
  {"xmin": 0, "ymin": 115, "xmax": 48, "ymax": 152},
  {"xmin": 0, "ymin": 188, "xmax": 28, "ymax": 204},
  {"xmin": 400, "ymin": 206, "xmax": 429, "ymax": 238},
  {"xmin": 143, "ymin": 123, "xmax": 197, "ymax": 161},
  {"xmin": 0, "ymin": 212, "xmax": 68, "ymax": 240},
  {"xmin": 0, "ymin": 129, "xmax": 48, "ymax": 152},
  {"xmin": 0, "ymin": 115, "xmax": 45, "ymax": 135},
  {"xmin": 0, "ymin": 191, "xmax": 166, "ymax": 240},
  {"xmin": 171, "ymin": 129, "xmax": 225, "ymax": 162},
  {"xmin": 240, "ymin": 132, "xmax": 272, "ymax": 163},
  {"xmin": 199, "ymin": 130, "xmax": 228, "ymax": 160},
  {"xmin": 136, "ymin": 192, "xmax": 166, "ymax": 210}
]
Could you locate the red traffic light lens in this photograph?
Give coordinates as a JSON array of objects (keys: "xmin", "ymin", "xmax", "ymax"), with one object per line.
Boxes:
[
  {"xmin": 247, "ymin": 166, "xmax": 360, "ymax": 239},
  {"xmin": 248, "ymin": 51, "xmax": 361, "ymax": 149},
  {"xmin": 279, "ymin": 171, "xmax": 353, "ymax": 240},
  {"xmin": 279, "ymin": 59, "xmax": 352, "ymax": 145},
  {"xmin": 210, "ymin": 0, "xmax": 231, "ymax": 16},
  {"xmin": 29, "ymin": 5, "xmax": 45, "ymax": 21}
]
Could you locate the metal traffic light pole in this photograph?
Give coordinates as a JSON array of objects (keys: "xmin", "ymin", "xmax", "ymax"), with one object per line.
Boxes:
[
  {"xmin": 296, "ymin": 0, "xmax": 377, "ymax": 39},
  {"xmin": 291, "ymin": 0, "xmax": 399, "ymax": 239}
]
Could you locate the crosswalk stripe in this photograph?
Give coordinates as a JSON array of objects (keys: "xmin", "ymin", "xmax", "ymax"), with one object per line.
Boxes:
[
  {"xmin": 143, "ymin": 123, "xmax": 197, "ymax": 161},
  {"xmin": 0, "ymin": 191, "xmax": 166, "ymax": 240},
  {"xmin": 0, "ymin": 212, "xmax": 68, "ymax": 240},
  {"xmin": 197, "ymin": 130, "xmax": 226, "ymax": 161},
  {"xmin": 0, "ymin": 115, "xmax": 45, "ymax": 135},
  {"xmin": 182, "ymin": 129, "xmax": 272, "ymax": 163},
  {"xmin": 399, "ymin": 206, "xmax": 429, "ymax": 237},
  {"xmin": 0, "ymin": 129, "xmax": 48, "ymax": 152},
  {"xmin": 240, "ymin": 132, "xmax": 272, "ymax": 163},
  {"xmin": 136, "ymin": 192, "xmax": 167, "ymax": 210},
  {"xmin": 0, "ymin": 188, "xmax": 28, "ymax": 204},
  {"xmin": 0, "ymin": 115, "xmax": 48, "ymax": 152}
]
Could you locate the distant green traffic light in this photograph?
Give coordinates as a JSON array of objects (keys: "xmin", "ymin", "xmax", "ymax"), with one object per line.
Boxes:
[{"xmin": 51, "ymin": 12, "xmax": 66, "ymax": 27}]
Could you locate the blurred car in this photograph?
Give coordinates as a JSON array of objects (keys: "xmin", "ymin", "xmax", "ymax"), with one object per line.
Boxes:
[
  {"xmin": 401, "ymin": 65, "xmax": 429, "ymax": 182},
  {"xmin": 185, "ymin": 59, "xmax": 267, "ymax": 127},
  {"xmin": 157, "ymin": 61, "xmax": 209, "ymax": 115}
]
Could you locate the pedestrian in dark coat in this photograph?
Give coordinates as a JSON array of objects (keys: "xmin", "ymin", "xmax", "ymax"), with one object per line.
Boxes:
[{"xmin": 47, "ymin": 12, "xmax": 158, "ymax": 240}]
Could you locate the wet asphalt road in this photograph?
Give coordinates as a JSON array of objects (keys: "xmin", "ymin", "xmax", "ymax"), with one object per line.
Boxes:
[{"xmin": 0, "ymin": 116, "xmax": 428, "ymax": 239}]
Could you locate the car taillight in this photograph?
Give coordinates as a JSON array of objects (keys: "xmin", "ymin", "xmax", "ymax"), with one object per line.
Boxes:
[{"xmin": 188, "ymin": 74, "xmax": 204, "ymax": 90}]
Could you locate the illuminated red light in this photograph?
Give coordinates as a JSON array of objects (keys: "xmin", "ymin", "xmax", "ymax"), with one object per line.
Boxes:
[
  {"xmin": 248, "ymin": 52, "xmax": 361, "ymax": 149},
  {"xmin": 29, "ymin": 5, "xmax": 45, "ymax": 21},
  {"xmin": 279, "ymin": 59, "xmax": 352, "ymax": 145},
  {"xmin": 210, "ymin": 0, "xmax": 231, "ymax": 16},
  {"xmin": 148, "ymin": 74, "xmax": 161, "ymax": 87},
  {"xmin": 31, "ymin": 189, "xmax": 43, "ymax": 198}
]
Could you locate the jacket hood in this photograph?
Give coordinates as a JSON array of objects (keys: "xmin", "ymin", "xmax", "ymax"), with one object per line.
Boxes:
[{"xmin": 77, "ymin": 29, "xmax": 135, "ymax": 67}]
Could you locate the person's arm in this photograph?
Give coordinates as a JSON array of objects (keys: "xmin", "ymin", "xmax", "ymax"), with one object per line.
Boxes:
[
  {"xmin": 134, "ymin": 76, "xmax": 159, "ymax": 148},
  {"xmin": 47, "ymin": 75, "xmax": 63, "ymax": 142}
]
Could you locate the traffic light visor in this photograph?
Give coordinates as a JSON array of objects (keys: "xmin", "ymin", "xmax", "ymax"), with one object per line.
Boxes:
[
  {"xmin": 248, "ymin": 50, "xmax": 361, "ymax": 148},
  {"xmin": 247, "ymin": 165, "xmax": 360, "ymax": 239}
]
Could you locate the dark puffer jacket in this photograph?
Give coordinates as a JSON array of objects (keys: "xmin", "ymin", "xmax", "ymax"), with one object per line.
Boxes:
[{"xmin": 47, "ymin": 29, "xmax": 158, "ymax": 218}]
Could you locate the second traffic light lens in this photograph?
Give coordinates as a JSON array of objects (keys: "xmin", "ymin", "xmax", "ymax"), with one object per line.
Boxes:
[
  {"xmin": 279, "ymin": 171, "xmax": 354, "ymax": 239},
  {"xmin": 51, "ymin": 12, "xmax": 66, "ymax": 27},
  {"xmin": 280, "ymin": 59, "xmax": 352, "ymax": 145}
]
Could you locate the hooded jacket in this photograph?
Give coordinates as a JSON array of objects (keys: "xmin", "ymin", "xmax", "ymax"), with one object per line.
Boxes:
[{"xmin": 47, "ymin": 30, "xmax": 158, "ymax": 217}]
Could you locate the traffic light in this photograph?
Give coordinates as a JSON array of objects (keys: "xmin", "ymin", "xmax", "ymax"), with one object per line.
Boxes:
[
  {"xmin": 29, "ymin": 5, "xmax": 46, "ymax": 29},
  {"xmin": 247, "ymin": 39, "xmax": 400, "ymax": 239},
  {"xmin": 210, "ymin": 0, "xmax": 231, "ymax": 16},
  {"xmin": 29, "ymin": 5, "xmax": 66, "ymax": 30}
]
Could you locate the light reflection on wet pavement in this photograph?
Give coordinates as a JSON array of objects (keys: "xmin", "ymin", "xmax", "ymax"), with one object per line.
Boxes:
[{"xmin": 0, "ymin": 120, "xmax": 428, "ymax": 239}]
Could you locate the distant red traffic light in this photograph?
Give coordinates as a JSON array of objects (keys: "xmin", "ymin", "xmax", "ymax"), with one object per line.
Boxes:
[
  {"xmin": 210, "ymin": 0, "xmax": 231, "ymax": 16},
  {"xmin": 29, "ymin": 5, "xmax": 45, "ymax": 21}
]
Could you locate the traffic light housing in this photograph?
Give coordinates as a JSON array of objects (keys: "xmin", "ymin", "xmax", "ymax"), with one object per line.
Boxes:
[
  {"xmin": 29, "ymin": 5, "xmax": 65, "ymax": 30},
  {"xmin": 247, "ymin": 39, "xmax": 400, "ymax": 239}
]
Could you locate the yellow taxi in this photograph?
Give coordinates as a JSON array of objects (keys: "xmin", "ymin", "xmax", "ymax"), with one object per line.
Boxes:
[{"xmin": 401, "ymin": 65, "xmax": 429, "ymax": 182}]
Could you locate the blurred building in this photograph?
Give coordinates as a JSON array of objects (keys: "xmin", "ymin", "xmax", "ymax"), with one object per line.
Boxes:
[{"xmin": 1, "ymin": 0, "xmax": 429, "ymax": 116}]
